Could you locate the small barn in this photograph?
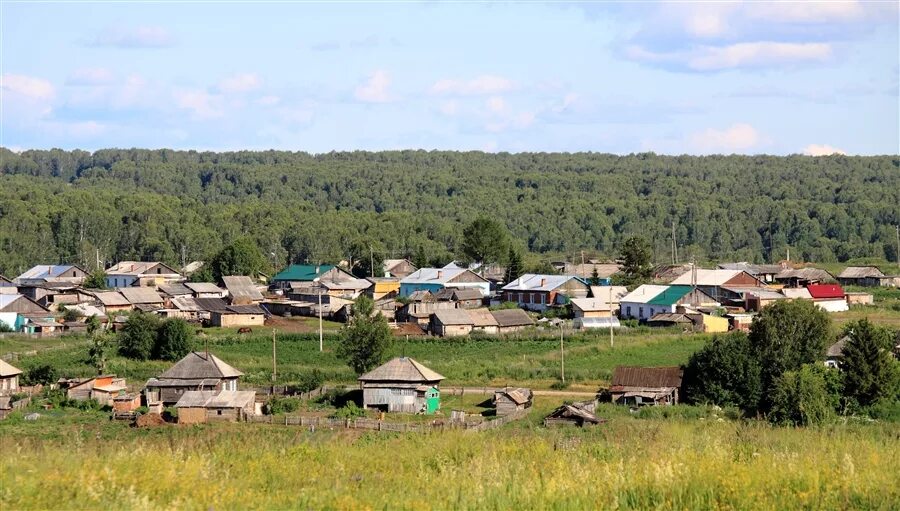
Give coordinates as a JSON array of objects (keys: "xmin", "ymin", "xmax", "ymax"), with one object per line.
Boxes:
[
  {"xmin": 468, "ymin": 309, "xmax": 500, "ymax": 335},
  {"xmin": 609, "ymin": 366, "xmax": 683, "ymax": 406},
  {"xmin": 0, "ymin": 360, "xmax": 23, "ymax": 397},
  {"xmin": 431, "ymin": 309, "xmax": 474, "ymax": 337},
  {"xmin": 837, "ymin": 266, "xmax": 889, "ymax": 287},
  {"xmin": 64, "ymin": 375, "xmax": 127, "ymax": 405},
  {"xmin": 491, "ymin": 308, "xmax": 534, "ymax": 334},
  {"xmin": 493, "ymin": 387, "xmax": 533, "ymax": 416},
  {"xmin": 145, "ymin": 351, "xmax": 243, "ymax": 405},
  {"xmin": 358, "ymin": 357, "xmax": 445, "ymax": 414},
  {"xmin": 185, "ymin": 282, "xmax": 228, "ymax": 299},
  {"xmin": 543, "ymin": 401, "xmax": 604, "ymax": 427},
  {"xmin": 222, "ymin": 276, "xmax": 265, "ymax": 304},
  {"xmin": 807, "ymin": 284, "xmax": 849, "ymax": 312},
  {"xmin": 209, "ymin": 304, "xmax": 267, "ymax": 327},
  {"xmin": 175, "ymin": 390, "xmax": 257, "ymax": 424}
]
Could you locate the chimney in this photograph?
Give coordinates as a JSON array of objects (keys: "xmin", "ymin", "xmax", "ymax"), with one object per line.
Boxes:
[
  {"xmin": 315, "ymin": 265, "xmax": 320, "ymax": 275},
  {"xmin": 540, "ymin": 278, "xmax": 547, "ymax": 287},
  {"xmin": 437, "ymin": 270, "xmax": 443, "ymax": 279}
]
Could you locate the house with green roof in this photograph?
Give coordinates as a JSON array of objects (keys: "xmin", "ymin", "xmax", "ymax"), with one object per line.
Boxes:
[{"xmin": 620, "ymin": 285, "xmax": 719, "ymax": 321}]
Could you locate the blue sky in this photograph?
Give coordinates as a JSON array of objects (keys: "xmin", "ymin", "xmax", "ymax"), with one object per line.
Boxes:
[{"xmin": 2, "ymin": 1, "xmax": 897, "ymax": 155}]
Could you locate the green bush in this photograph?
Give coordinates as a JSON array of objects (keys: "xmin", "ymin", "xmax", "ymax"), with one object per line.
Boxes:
[
  {"xmin": 682, "ymin": 332, "xmax": 762, "ymax": 414},
  {"xmin": 22, "ymin": 364, "xmax": 57, "ymax": 386},
  {"xmin": 265, "ymin": 396, "xmax": 301, "ymax": 415},
  {"xmin": 769, "ymin": 364, "xmax": 836, "ymax": 426},
  {"xmin": 549, "ymin": 379, "xmax": 570, "ymax": 390},
  {"xmin": 331, "ymin": 402, "xmax": 365, "ymax": 419}
]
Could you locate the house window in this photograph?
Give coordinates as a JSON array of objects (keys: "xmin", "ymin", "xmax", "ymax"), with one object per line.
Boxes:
[
  {"xmin": 518, "ymin": 293, "xmax": 524, "ymax": 303},
  {"xmin": 639, "ymin": 307, "xmax": 644, "ymax": 318},
  {"xmin": 217, "ymin": 410, "xmax": 223, "ymax": 415},
  {"xmin": 626, "ymin": 306, "xmax": 632, "ymax": 317}
]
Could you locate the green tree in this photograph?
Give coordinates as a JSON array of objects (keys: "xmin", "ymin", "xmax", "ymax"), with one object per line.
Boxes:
[
  {"xmin": 504, "ymin": 246, "xmax": 524, "ymax": 284},
  {"xmin": 841, "ymin": 319, "xmax": 900, "ymax": 410},
  {"xmin": 337, "ymin": 296, "xmax": 392, "ymax": 375},
  {"xmin": 589, "ymin": 267, "xmax": 601, "ymax": 286},
  {"xmin": 83, "ymin": 269, "xmax": 108, "ymax": 290},
  {"xmin": 117, "ymin": 312, "xmax": 160, "ymax": 361},
  {"xmin": 749, "ymin": 299, "xmax": 831, "ymax": 410},
  {"xmin": 619, "ymin": 236, "xmax": 653, "ymax": 284},
  {"xmin": 154, "ymin": 318, "xmax": 194, "ymax": 361},
  {"xmin": 682, "ymin": 331, "xmax": 763, "ymax": 415},
  {"xmin": 769, "ymin": 364, "xmax": 835, "ymax": 426},
  {"xmin": 188, "ymin": 265, "xmax": 215, "ymax": 283},
  {"xmin": 87, "ymin": 332, "xmax": 111, "ymax": 375},
  {"xmin": 210, "ymin": 237, "xmax": 267, "ymax": 282},
  {"xmin": 348, "ymin": 238, "xmax": 385, "ymax": 279},
  {"xmin": 460, "ymin": 217, "xmax": 508, "ymax": 267},
  {"xmin": 22, "ymin": 364, "xmax": 57, "ymax": 386},
  {"xmin": 411, "ymin": 245, "xmax": 428, "ymax": 269}
]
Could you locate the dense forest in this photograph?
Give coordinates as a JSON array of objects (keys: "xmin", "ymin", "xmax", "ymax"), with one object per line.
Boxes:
[{"xmin": 0, "ymin": 148, "xmax": 898, "ymax": 276}]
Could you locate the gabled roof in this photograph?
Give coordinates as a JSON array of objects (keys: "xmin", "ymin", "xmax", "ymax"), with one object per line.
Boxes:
[
  {"xmin": 620, "ymin": 285, "xmax": 669, "ymax": 305},
  {"xmin": 159, "ymin": 351, "xmax": 243, "ymax": 380},
  {"xmin": 185, "ymin": 282, "xmax": 226, "ymax": 294},
  {"xmin": 193, "ymin": 297, "xmax": 230, "ymax": 313},
  {"xmin": 434, "ymin": 287, "xmax": 483, "ymax": 301},
  {"xmin": 158, "ymin": 283, "xmax": 193, "ymax": 297},
  {"xmin": 646, "ymin": 285, "xmax": 693, "ymax": 306},
  {"xmin": 272, "ymin": 264, "xmax": 336, "ymax": 282},
  {"xmin": 838, "ymin": 266, "xmax": 886, "ymax": 279},
  {"xmin": 118, "ymin": 287, "xmax": 164, "ymax": 304},
  {"xmin": 15, "ymin": 265, "xmax": 85, "ymax": 282},
  {"xmin": 0, "ymin": 275, "xmax": 13, "ymax": 286},
  {"xmin": 610, "ymin": 366, "xmax": 683, "ymax": 389},
  {"xmin": 781, "ymin": 287, "xmax": 812, "ymax": 299},
  {"xmin": 175, "ymin": 390, "xmax": 256, "ymax": 409},
  {"xmin": 221, "ymin": 304, "xmax": 265, "ymax": 315},
  {"xmin": 407, "ymin": 290, "xmax": 434, "ymax": 302},
  {"xmin": 358, "ymin": 357, "xmax": 445, "ymax": 383},
  {"xmin": 570, "ymin": 298, "xmax": 613, "ymax": 312},
  {"xmin": 827, "ymin": 336, "xmax": 848, "ymax": 358},
  {"xmin": 222, "ymin": 276, "xmax": 264, "ymax": 301},
  {"xmin": 491, "ymin": 308, "xmax": 534, "ymax": 327},
  {"xmin": 775, "ymin": 267, "xmax": 836, "ymax": 282},
  {"xmin": 502, "ymin": 274, "xmax": 583, "ymax": 292},
  {"xmin": 0, "ymin": 294, "xmax": 49, "ymax": 313},
  {"xmin": 106, "ymin": 261, "xmax": 180, "ymax": 276},
  {"xmin": 807, "ymin": 284, "xmax": 845, "ymax": 299},
  {"xmin": 434, "ymin": 308, "xmax": 474, "ymax": 326},
  {"xmin": 589, "ymin": 286, "xmax": 628, "ymax": 301},
  {"xmin": 717, "ymin": 262, "xmax": 784, "ymax": 275},
  {"xmin": 467, "ymin": 308, "xmax": 499, "ymax": 327},
  {"xmin": 670, "ymin": 269, "xmax": 751, "ymax": 287},
  {"xmin": 92, "ymin": 291, "xmax": 131, "ymax": 306},
  {"xmin": 0, "ymin": 359, "xmax": 23, "ymax": 377},
  {"xmin": 67, "ymin": 303, "xmax": 105, "ymax": 317},
  {"xmin": 171, "ymin": 296, "xmax": 203, "ymax": 312},
  {"xmin": 401, "ymin": 268, "xmax": 488, "ymax": 285},
  {"xmin": 496, "ymin": 387, "xmax": 532, "ymax": 405}
]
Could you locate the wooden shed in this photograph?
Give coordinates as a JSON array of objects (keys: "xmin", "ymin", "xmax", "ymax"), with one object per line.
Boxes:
[
  {"xmin": 431, "ymin": 309, "xmax": 474, "ymax": 337},
  {"xmin": 543, "ymin": 401, "xmax": 604, "ymax": 427},
  {"xmin": 209, "ymin": 304, "xmax": 267, "ymax": 327},
  {"xmin": 358, "ymin": 357, "xmax": 445, "ymax": 414},
  {"xmin": 493, "ymin": 387, "xmax": 533, "ymax": 416},
  {"xmin": 0, "ymin": 360, "xmax": 23, "ymax": 397},
  {"xmin": 145, "ymin": 351, "xmax": 243, "ymax": 405},
  {"xmin": 175, "ymin": 390, "xmax": 257, "ymax": 424},
  {"xmin": 491, "ymin": 309, "xmax": 534, "ymax": 334},
  {"xmin": 609, "ymin": 366, "xmax": 683, "ymax": 406}
]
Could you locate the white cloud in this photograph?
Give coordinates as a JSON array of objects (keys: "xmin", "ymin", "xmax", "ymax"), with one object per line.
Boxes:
[
  {"xmin": 803, "ymin": 144, "xmax": 847, "ymax": 156},
  {"xmin": 430, "ymin": 75, "xmax": 515, "ymax": 95},
  {"xmin": 88, "ymin": 25, "xmax": 175, "ymax": 48},
  {"xmin": 688, "ymin": 123, "xmax": 764, "ymax": 154},
  {"xmin": 354, "ymin": 70, "xmax": 392, "ymax": 103},
  {"xmin": 1, "ymin": 73, "xmax": 55, "ymax": 101},
  {"xmin": 219, "ymin": 73, "xmax": 261, "ymax": 93},
  {"xmin": 486, "ymin": 96, "xmax": 506, "ymax": 113},
  {"xmin": 438, "ymin": 100, "xmax": 460, "ymax": 116},
  {"xmin": 66, "ymin": 67, "xmax": 115, "ymax": 86},
  {"xmin": 173, "ymin": 89, "xmax": 224, "ymax": 120},
  {"xmin": 685, "ymin": 11, "xmax": 730, "ymax": 38},
  {"xmin": 625, "ymin": 42, "xmax": 832, "ymax": 71},
  {"xmin": 256, "ymin": 95, "xmax": 281, "ymax": 107}
]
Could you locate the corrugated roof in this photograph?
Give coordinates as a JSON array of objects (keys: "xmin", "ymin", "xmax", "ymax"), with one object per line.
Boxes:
[
  {"xmin": 589, "ymin": 286, "xmax": 628, "ymax": 301},
  {"xmin": 223, "ymin": 304, "xmax": 265, "ymax": 315},
  {"xmin": 807, "ymin": 284, "xmax": 845, "ymax": 299},
  {"xmin": 570, "ymin": 298, "xmax": 613, "ymax": 312},
  {"xmin": 620, "ymin": 285, "xmax": 669, "ymax": 305},
  {"xmin": 646, "ymin": 285, "xmax": 693, "ymax": 306},
  {"xmin": 838, "ymin": 266, "xmax": 885, "ymax": 279},
  {"xmin": 272, "ymin": 265, "xmax": 335, "ymax": 282},
  {"xmin": 118, "ymin": 287, "xmax": 164, "ymax": 304},
  {"xmin": 222, "ymin": 276, "xmax": 265, "ymax": 301},
  {"xmin": 502, "ymin": 274, "xmax": 582, "ymax": 292},
  {"xmin": 717, "ymin": 263, "xmax": 784, "ymax": 275},
  {"xmin": 0, "ymin": 359, "xmax": 23, "ymax": 377},
  {"xmin": 775, "ymin": 267, "xmax": 836, "ymax": 282},
  {"xmin": 193, "ymin": 297, "xmax": 230, "ymax": 312},
  {"xmin": 647, "ymin": 313, "xmax": 692, "ymax": 323},
  {"xmin": 468, "ymin": 308, "xmax": 499, "ymax": 327},
  {"xmin": 159, "ymin": 283, "xmax": 193, "ymax": 296},
  {"xmin": 171, "ymin": 296, "xmax": 203, "ymax": 312},
  {"xmin": 15, "ymin": 265, "xmax": 83, "ymax": 281},
  {"xmin": 175, "ymin": 390, "xmax": 256, "ymax": 409},
  {"xmin": 545, "ymin": 402, "xmax": 602, "ymax": 424},
  {"xmin": 106, "ymin": 261, "xmax": 180, "ymax": 276},
  {"xmin": 729, "ymin": 287, "xmax": 786, "ymax": 300},
  {"xmin": 159, "ymin": 351, "xmax": 244, "ymax": 380},
  {"xmin": 497, "ymin": 387, "xmax": 532, "ymax": 405},
  {"xmin": 491, "ymin": 308, "xmax": 534, "ymax": 327},
  {"xmin": 185, "ymin": 282, "xmax": 226, "ymax": 294},
  {"xmin": 92, "ymin": 291, "xmax": 131, "ymax": 306},
  {"xmin": 670, "ymin": 269, "xmax": 745, "ymax": 286},
  {"xmin": 434, "ymin": 309, "xmax": 474, "ymax": 326},
  {"xmin": 401, "ymin": 268, "xmax": 487, "ymax": 285},
  {"xmin": 358, "ymin": 357, "xmax": 445, "ymax": 382},
  {"xmin": 781, "ymin": 288, "xmax": 812, "ymax": 299},
  {"xmin": 611, "ymin": 366, "xmax": 683, "ymax": 388}
]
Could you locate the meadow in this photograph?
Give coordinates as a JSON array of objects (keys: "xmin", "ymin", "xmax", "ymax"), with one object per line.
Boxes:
[{"xmin": 1, "ymin": 403, "xmax": 898, "ymax": 510}]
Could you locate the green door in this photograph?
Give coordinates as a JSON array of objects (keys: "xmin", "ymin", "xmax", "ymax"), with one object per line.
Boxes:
[{"xmin": 425, "ymin": 387, "xmax": 440, "ymax": 414}]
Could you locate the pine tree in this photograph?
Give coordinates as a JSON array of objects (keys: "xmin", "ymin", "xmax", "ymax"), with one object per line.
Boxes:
[{"xmin": 841, "ymin": 319, "xmax": 899, "ymax": 409}]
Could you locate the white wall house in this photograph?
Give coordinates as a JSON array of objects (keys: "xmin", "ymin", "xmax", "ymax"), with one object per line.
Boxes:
[{"xmin": 619, "ymin": 285, "xmax": 669, "ymax": 321}]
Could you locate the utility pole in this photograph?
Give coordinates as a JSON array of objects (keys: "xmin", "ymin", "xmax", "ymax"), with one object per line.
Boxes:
[
  {"xmin": 272, "ymin": 329, "xmax": 277, "ymax": 383},
  {"xmin": 95, "ymin": 248, "xmax": 101, "ymax": 271},
  {"xmin": 318, "ymin": 289, "xmax": 324, "ymax": 352},
  {"xmin": 580, "ymin": 250, "xmax": 586, "ymax": 278},
  {"xmin": 895, "ymin": 225, "xmax": 899, "ymax": 265},
  {"xmin": 559, "ymin": 322, "xmax": 565, "ymax": 383},
  {"xmin": 370, "ymin": 245, "xmax": 375, "ymax": 278},
  {"xmin": 609, "ymin": 285, "xmax": 614, "ymax": 348},
  {"xmin": 671, "ymin": 222, "xmax": 676, "ymax": 265}
]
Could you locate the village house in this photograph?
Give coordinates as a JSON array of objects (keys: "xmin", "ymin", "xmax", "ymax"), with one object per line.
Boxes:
[
  {"xmin": 18, "ymin": 282, "xmax": 93, "ymax": 310},
  {"xmin": 620, "ymin": 285, "xmax": 719, "ymax": 321},
  {"xmin": 0, "ymin": 294, "xmax": 50, "ymax": 332},
  {"xmin": 825, "ymin": 336, "xmax": 848, "ymax": 369},
  {"xmin": 501, "ymin": 274, "xmax": 589, "ymax": 311},
  {"xmin": 743, "ymin": 288, "xmax": 789, "ymax": 312},
  {"xmin": 726, "ymin": 313, "xmax": 754, "ymax": 332},
  {"xmin": 0, "ymin": 275, "xmax": 17, "ymax": 295},
  {"xmin": 14, "ymin": 264, "xmax": 88, "ymax": 286},
  {"xmin": 272, "ymin": 264, "xmax": 341, "ymax": 288},
  {"xmin": 144, "ymin": 351, "xmax": 243, "ymax": 405},
  {"xmin": 837, "ymin": 266, "xmax": 898, "ymax": 287},
  {"xmin": 399, "ymin": 268, "xmax": 490, "ymax": 298},
  {"xmin": 669, "ymin": 268, "xmax": 764, "ymax": 305},
  {"xmin": 493, "ymin": 387, "xmax": 533, "ymax": 416},
  {"xmin": 431, "ymin": 309, "xmax": 474, "ymax": 337},
  {"xmin": 90, "ymin": 291, "xmax": 134, "ymax": 314},
  {"xmin": 467, "ymin": 309, "xmax": 500, "ymax": 335},
  {"xmin": 175, "ymin": 389, "xmax": 257, "ymax": 424},
  {"xmin": 807, "ymin": 284, "xmax": 849, "ymax": 312},
  {"xmin": 222, "ymin": 276, "xmax": 265, "ymax": 304},
  {"xmin": 717, "ymin": 262, "xmax": 784, "ymax": 284},
  {"xmin": 118, "ymin": 287, "xmax": 165, "ymax": 311},
  {"xmin": 63, "ymin": 375, "xmax": 127, "ymax": 406},
  {"xmin": 383, "ymin": 259, "xmax": 418, "ymax": 279},
  {"xmin": 543, "ymin": 401, "xmax": 603, "ymax": 427},
  {"xmin": 608, "ymin": 366, "xmax": 683, "ymax": 406},
  {"xmin": 158, "ymin": 282, "xmax": 193, "ymax": 301},
  {"xmin": 209, "ymin": 304, "xmax": 267, "ymax": 328},
  {"xmin": 358, "ymin": 357, "xmax": 445, "ymax": 414},
  {"xmin": 433, "ymin": 287, "xmax": 484, "ymax": 308},
  {"xmin": 105, "ymin": 261, "xmax": 182, "ymax": 288},
  {"xmin": 570, "ymin": 298, "xmax": 614, "ymax": 319},
  {"xmin": 774, "ymin": 267, "xmax": 836, "ymax": 288},
  {"xmin": 185, "ymin": 282, "xmax": 228, "ymax": 299},
  {"xmin": 491, "ymin": 308, "xmax": 534, "ymax": 334},
  {"xmin": 0, "ymin": 360, "xmax": 23, "ymax": 397},
  {"xmin": 365, "ymin": 277, "xmax": 401, "ymax": 300}
]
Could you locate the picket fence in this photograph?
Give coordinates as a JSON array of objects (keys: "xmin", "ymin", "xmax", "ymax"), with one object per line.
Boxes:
[{"xmin": 245, "ymin": 409, "xmax": 528, "ymax": 433}]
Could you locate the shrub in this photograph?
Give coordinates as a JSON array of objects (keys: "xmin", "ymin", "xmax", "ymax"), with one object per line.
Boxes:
[
  {"xmin": 550, "ymin": 379, "xmax": 570, "ymax": 390},
  {"xmin": 0, "ymin": 320, "xmax": 13, "ymax": 332},
  {"xmin": 294, "ymin": 369, "xmax": 324, "ymax": 394},
  {"xmin": 118, "ymin": 313, "xmax": 160, "ymax": 360},
  {"xmin": 154, "ymin": 318, "xmax": 194, "ymax": 361},
  {"xmin": 331, "ymin": 401, "xmax": 365, "ymax": 419},
  {"xmin": 265, "ymin": 396, "xmax": 301, "ymax": 415},
  {"xmin": 682, "ymin": 332, "xmax": 762, "ymax": 414},
  {"xmin": 22, "ymin": 364, "xmax": 57, "ymax": 386},
  {"xmin": 769, "ymin": 364, "xmax": 835, "ymax": 427}
]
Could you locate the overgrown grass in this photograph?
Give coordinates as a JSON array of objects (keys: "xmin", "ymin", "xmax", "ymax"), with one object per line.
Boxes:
[{"xmin": 1, "ymin": 407, "xmax": 897, "ymax": 510}]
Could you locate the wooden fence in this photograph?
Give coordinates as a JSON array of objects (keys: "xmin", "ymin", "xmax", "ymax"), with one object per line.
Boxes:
[{"xmin": 245, "ymin": 409, "xmax": 529, "ymax": 433}]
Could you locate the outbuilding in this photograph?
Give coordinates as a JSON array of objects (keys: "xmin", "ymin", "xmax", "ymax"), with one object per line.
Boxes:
[
  {"xmin": 175, "ymin": 390, "xmax": 257, "ymax": 424},
  {"xmin": 608, "ymin": 366, "xmax": 683, "ymax": 406},
  {"xmin": 358, "ymin": 357, "xmax": 445, "ymax": 414}
]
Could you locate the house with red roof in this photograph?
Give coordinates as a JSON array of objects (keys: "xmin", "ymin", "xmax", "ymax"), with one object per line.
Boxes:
[{"xmin": 806, "ymin": 284, "xmax": 848, "ymax": 312}]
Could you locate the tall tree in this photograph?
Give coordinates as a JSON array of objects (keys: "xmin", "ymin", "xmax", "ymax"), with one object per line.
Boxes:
[
  {"xmin": 749, "ymin": 299, "xmax": 831, "ymax": 410},
  {"xmin": 210, "ymin": 237, "xmax": 267, "ymax": 282},
  {"xmin": 682, "ymin": 331, "xmax": 762, "ymax": 414},
  {"xmin": 117, "ymin": 312, "xmax": 160, "ymax": 361},
  {"xmin": 155, "ymin": 318, "xmax": 194, "ymax": 361},
  {"xmin": 618, "ymin": 236, "xmax": 654, "ymax": 284},
  {"xmin": 460, "ymin": 217, "xmax": 508, "ymax": 267},
  {"xmin": 841, "ymin": 319, "xmax": 900, "ymax": 409},
  {"xmin": 411, "ymin": 244, "xmax": 428, "ymax": 270},
  {"xmin": 348, "ymin": 238, "xmax": 385, "ymax": 279},
  {"xmin": 337, "ymin": 296, "xmax": 392, "ymax": 375},
  {"xmin": 504, "ymin": 246, "xmax": 524, "ymax": 283},
  {"xmin": 83, "ymin": 269, "xmax": 108, "ymax": 290}
]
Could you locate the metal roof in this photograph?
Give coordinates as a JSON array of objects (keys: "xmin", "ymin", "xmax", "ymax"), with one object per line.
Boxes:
[
  {"xmin": 610, "ymin": 366, "xmax": 683, "ymax": 389},
  {"xmin": 92, "ymin": 291, "xmax": 131, "ymax": 306},
  {"xmin": 807, "ymin": 284, "xmax": 845, "ymax": 299},
  {"xmin": 118, "ymin": 287, "xmax": 164, "ymax": 304},
  {"xmin": 502, "ymin": 274, "xmax": 582, "ymax": 292},
  {"xmin": 15, "ymin": 265, "xmax": 83, "ymax": 281},
  {"xmin": 574, "ymin": 317, "xmax": 621, "ymax": 329},
  {"xmin": 185, "ymin": 282, "xmax": 226, "ymax": 294},
  {"xmin": 781, "ymin": 288, "xmax": 812, "ymax": 299},
  {"xmin": 400, "ymin": 268, "xmax": 487, "ymax": 285},
  {"xmin": 0, "ymin": 359, "xmax": 23, "ymax": 377},
  {"xmin": 717, "ymin": 262, "xmax": 784, "ymax": 275},
  {"xmin": 222, "ymin": 304, "xmax": 265, "ymax": 315},
  {"xmin": 159, "ymin": 351, "xmax": 244, "ymax": 380},
  {"xmin": 158, "ymin": 283, "xmax": 193, "ymax": 296},
  {"xmin": 838, "ymin": 266, "xmax": 886, "ymax": 279},
  {"xmin": 222, "ymin": 276, "xmax": 265, "ymax": 301},
  {"xmin": 433, "ymin": 308, "xmax": 474, "ymax": 326},
  {"xmin": 358, "ymin": 357, "xmax": 445, "ymax": 383},
  {"xmin": 589, "ymin": 286, "xmax": 628, "ymax": 301},
  {"xmin": 670, "ymin": 269, "xmax": 746, "ymax": 286},
  {"xmin": 272, "ymin": 264, "xmax": 335, "ymax": 282},
  {"xmin": 175, "ymin": 390, "xmax": 255, "ymax": 409},
  {"xmin": 620, "ymin": 285, "xmax": 669, "ymax": 305},
  {"xmin": 106, "ymin": 261, "xmax": 180, "ymax": 276},
  {"xmin": 775, "ymin": 267, "xmax": 836, "ymax": 282},
  {"xmin": 646, "ymin": 285, "xmax": 693, "ymax": 306},
  {"xmin": 570, "ymin": 298, "xmax": 613, "ymax": 312}
]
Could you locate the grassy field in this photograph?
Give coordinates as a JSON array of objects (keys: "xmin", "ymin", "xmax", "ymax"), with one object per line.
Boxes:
[
  {"xmin": 1, "ymin": 404, "xmax": 897, "ymax": 510},
  {"xmin": 2, "ymin": 328, "xmax": 706, "ymax": 389}
]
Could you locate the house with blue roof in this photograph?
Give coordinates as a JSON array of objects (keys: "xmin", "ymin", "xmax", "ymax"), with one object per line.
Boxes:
[
  {"xmin": 620, "ymin": 285, "xmax": 719, "ymax": 321},
  {"xmin": 15, "ymin": 265, "xmax": 88, "ymax": 286},
  {"xmin": 500, "ymin": 274, "xmax": 590, "ymax": 312},
  {"xmin": 399, "ymin": 268, "xmax": 490, "ymax": 298}
]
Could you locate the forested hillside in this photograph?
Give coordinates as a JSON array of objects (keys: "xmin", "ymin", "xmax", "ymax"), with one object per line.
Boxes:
[{"xmin": 1, "ymin": 148, "xmax": 898, "ymax": 276}]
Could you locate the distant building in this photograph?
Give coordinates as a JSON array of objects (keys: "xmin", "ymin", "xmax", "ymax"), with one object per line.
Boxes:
[
  {"xmin": 669, "ymin": 269, "xmax": 764, "ymax": 305},
  {"xmin": 774, "ymin": 267, "xmax": 836, "ymax": 288},
  {"xmin": 500, "ymin": 274, "xmax": 589, "ymax": 311},
  {"xmin": 105, "ymin": 261, "xmax": 182, "ymax": 288},
  {"xmin": 807, "ymin": 284, "xmax": 849, "ymax": 312},
  {"xmin": 14, "ymin": 265, "xmax": 88, "ymax": 286},
  {"xmin": 208, "ymin": 304, "xmax": 267, "ymax": 328},
  {"xmin": 145, "ymin": 351, "xmax": 243, "ymax": 405},
  {"xmin": 0, "ymin": 360, "xmax": 23, "ymax": 397},
  {"xmin": 717, "ymin": 262, "xmax": 784, "ymax": 284},
  {"xmin": 837, "ymin": 266, "xmax": 898, "ymax": 287},
  {"xmin": 358, "ymin": 357, "xmax": 445, "ymax": 414},
  {"xmin": 399, "ymin": 268, "xmax": 490, "ymax": 298},
  {"xmin": 609, "ymin": 366, "xmax": 683, "ymax": 406},
  {"xmin": 222, "ymin": 276, "xmax": 265, "ymax": 304},
  {"xmin": 175, "ymin": 390, "xmax": 257, "ymax": 424},
  {"xmin": 543, "ymin": 401, "xmax": 604, "ymax": 427},
  {"xmin": 383, "ymin": 259, "xmax": 418, "ymax": 279},
  {"xmin": 493, "ymin": 387, "xmax": 533, "ymax": 416},
  {"xmin": 620, "ymin": 285, "xmax": 719, "ymax": 321}
]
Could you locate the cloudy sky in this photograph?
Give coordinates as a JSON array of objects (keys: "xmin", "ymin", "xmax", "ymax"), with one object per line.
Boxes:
[{"xmin": 2, "ymin": 1, "xmax": 897, "ymax": 155}]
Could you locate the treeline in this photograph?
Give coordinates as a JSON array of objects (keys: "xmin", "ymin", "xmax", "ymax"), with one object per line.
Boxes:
[{"xmin": 1, "ymin": 148, "xmax": 898, "ymax": 276}]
